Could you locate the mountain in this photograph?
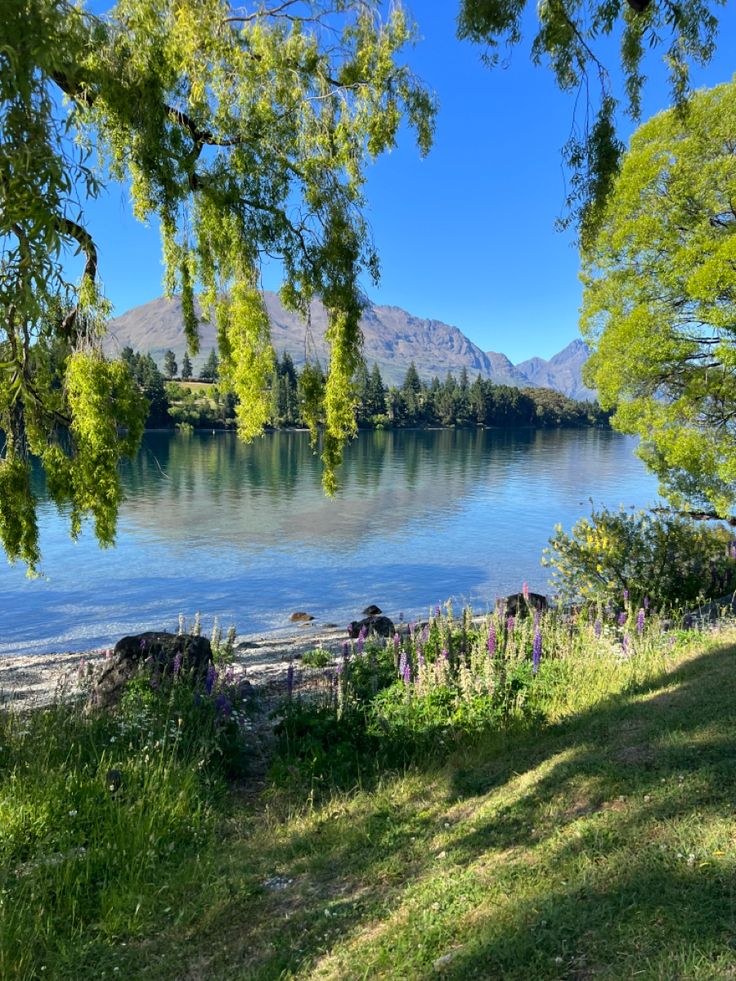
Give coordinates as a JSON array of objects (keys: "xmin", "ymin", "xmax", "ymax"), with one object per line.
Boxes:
[{"xmin": 105, "ymin": 293, "xmax": 593, "ymax": 398}]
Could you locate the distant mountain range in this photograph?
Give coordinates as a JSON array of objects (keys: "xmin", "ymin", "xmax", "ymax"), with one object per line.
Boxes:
[{"xmin": 105, "ymin": 292, "xmax": 594, "ymax": 401}]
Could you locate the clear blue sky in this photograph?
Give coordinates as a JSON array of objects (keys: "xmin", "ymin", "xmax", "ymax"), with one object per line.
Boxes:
[{"xmin": 85, "ymin": 2, "xmax": 736, "ymax": 363}]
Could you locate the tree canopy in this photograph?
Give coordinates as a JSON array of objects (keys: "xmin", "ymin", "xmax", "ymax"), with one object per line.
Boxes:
[
  {"xmin": 581, "ymin": 78, "xmax": 736, "ymax": 518},
  {"xmin": 0, "ymin": 0, "xmax": 436, "ymax": 570},
  {"xmin": 458, "ymin": 0, "xmax": 724, "ymax": 243}
]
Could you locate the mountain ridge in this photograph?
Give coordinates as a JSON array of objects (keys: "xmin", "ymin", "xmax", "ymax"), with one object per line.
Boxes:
[{"xmin": 105, "ymin": 292, "xmax": 595, "ymax": 400}]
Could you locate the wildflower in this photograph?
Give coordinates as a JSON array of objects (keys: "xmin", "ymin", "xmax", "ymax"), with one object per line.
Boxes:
[
  {"xmin": 594, "ymin": 619, "xmax": 602, "ymax": 639},
  {"xmin": 286, "ymin": 662, "xmax": 294, "ymax": 698},
  {"xmin": 487, "ymin": 624, "xmax": 496, "ymax": 657},
  {"xmin": 422, "ymin": 623, "xmax": 429, "ymax": 642},
  {"xmin": 342, "ymin": 641, "xmax": 349, "ymax": 658},
  {"xmin": 533, "ymin": 608, "xmax": 541, "ymax": 629},
  {"xmin": 507, "ymin": 615, "xmax": 515, "ymax": 634},
  {"xmin": 522, "ymin": 581, "xmax": 530, "ymax": 602},
  {"xmin": 622, "ymin": 635, "xmax": 630, "ymax": 655},
  {"xmin": 398, "ymin": 650, "xmax": 408, "ymax": 679},
  {"xmin": 441, "ymin": 647, "xmax": 449, "ymax": 660},
  {"xmin": 532, "ymin": 630, "xmax": 542, "ymax": 675},
  {"xmin": 172, "ymin": 652, "xmax": 182, "ymax": 677},
  {"xmin": 204, "ymin": 664, "xmax": 217, "ymax": 696},
  {"xmin": 636, "ymin": 608, "xmax": 645, "ymax": 634},
  {"xmin": 618, "ymin": 611, "xmax": 627, "ymax": 626},
  {"xmin": 623, "ymin": 589, "xmax": 629, "ymax": 603},
  {"xmin": 215, "ymin": 694, "xmax": 231, "ymax": 718},
  {"xmin": 435, "ymin": 604, "xmax": 441, "ymax": 619},
  {"xmin": 402, "ymin": 662, "xmax": 411, "ymax": 685},
  {"xmin": 393, "ymin": 633, "xmax": 400, "ymax": 653},
  {"xmin": 357, "ymin": 626, "xmax": 367, "ymax": 654},
  {"xmin": 68, "ymin": 809, "xmax": 78, "ymax": 818},
  {"xmin": 643, "ymin": 595, "xmax": 650, "ymax": 610}
]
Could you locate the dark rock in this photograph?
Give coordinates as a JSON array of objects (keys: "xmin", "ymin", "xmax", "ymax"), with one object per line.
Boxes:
[
  {"xmin": 106, "ymin": 768, "xmax": 123, "ymax": 793},
  {"xmin": 322, "ymin": 623, "xmax": 338, "ymax": 629},
  {"xmin": 349, "ymin": 615, "xmax": 395, "ymax": 639},
  {"xmin": 290, "ymin": 611, "xmax": 315, "ymax": 622},
  {"xmin": 496, "ymin": 593, "xmax": 548, "ymax": 618},
  {"xmin": 89, "ymin": 631, "xmax": 213, "ymax": 712},
  {"xmin": 362, "ymin": 604, "xmax": 383, "ymax": 616}
]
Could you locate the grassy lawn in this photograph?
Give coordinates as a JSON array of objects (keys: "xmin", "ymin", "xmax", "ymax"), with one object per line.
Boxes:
[{"xmin": 46, "ymin": 627, "xmax": 735, "ymax": 981}]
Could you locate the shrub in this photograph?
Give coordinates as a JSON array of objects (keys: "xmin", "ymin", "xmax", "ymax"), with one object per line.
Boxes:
[{"xmin": 543, "ymin": 506, "xmax": 736, "ymax": 610}]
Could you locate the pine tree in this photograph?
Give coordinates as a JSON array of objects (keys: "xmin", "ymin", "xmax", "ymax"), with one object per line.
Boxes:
[
  {"xmin": 163, "ymin": 350, "xmax": 177, "ymax": 379},
  {"xmin": 181, "ymin": 352, "xmax": 192, "ymax": 381},
  {"xmin": 200, "ymin": 348, "xmax": 219, "ymax": 382}
]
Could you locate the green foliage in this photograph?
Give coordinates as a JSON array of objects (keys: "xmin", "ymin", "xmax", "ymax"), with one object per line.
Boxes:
[
  {"xmin": 582, "ymin": 79, "xmax": 736, "ymax": 516},
  {"xmin": 544, "ymin": 506, "xmax": 736, "ymax": 609},
  {"xmin": 458, "ymin": 0, "xmax": 723, "ymax": 241},
  {"xmin": 180, "ymin": 351, "xmax": 192, "ymax": 380},
  {"xmin": 0, "ymin": 653, "xmax": 253, "ymax": 977},
  {"xmin": 301, "ymin": 647, "xmax": 334, "ymax": 669},
  {"xmin": 274, "ymin": 604, "xmax": 655, "ymax": 788},
  {"xmin": 163, "ymin": 349, "xmax": 177, "ymax": 378},
  {"xmin": 1, "ymin": 0, "xmax": 437, "ymax": 565}
]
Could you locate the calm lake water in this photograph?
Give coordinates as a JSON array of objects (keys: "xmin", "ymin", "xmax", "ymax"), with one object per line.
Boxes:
[{"xmin": 0, "ymin": 429, "xmax": 660, "ymax": 656}]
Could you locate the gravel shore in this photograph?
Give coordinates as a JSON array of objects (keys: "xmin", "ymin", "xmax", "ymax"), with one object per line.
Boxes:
[{"xmin": 0, "ymin": 622, "xmax": 350, "ymax": 707}]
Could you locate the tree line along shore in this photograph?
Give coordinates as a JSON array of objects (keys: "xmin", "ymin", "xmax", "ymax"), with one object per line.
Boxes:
[{"xmin": 124, "ymin": 346, "xmax": 611, "ymax": 433}]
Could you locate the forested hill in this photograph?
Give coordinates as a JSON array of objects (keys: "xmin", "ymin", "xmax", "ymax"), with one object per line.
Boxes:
[{"xmin": 106, "ymin": 293, "xmax": 594, "ymax": 400}]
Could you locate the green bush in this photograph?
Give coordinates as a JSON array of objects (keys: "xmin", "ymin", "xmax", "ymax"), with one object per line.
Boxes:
[{"xmin": 543, "ymin": 506, "xmax": 736, "ymax": 609}]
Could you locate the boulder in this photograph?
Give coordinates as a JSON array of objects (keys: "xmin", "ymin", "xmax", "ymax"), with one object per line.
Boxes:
[
  {"xmin": 349, "ymin": 615, "xmax": 395, "ymax": 639},
  {"xmin": 89, "ymin": 631, "xmax": 213, "ymax": 712},
  {"xmin": 290, "ymin": 611, "xmax": 314, "ymax": 622},
  {"xmin": 362, "ymin": 604, "xmax": 382, "ymax": 616},
  {"xmin": 496, "ymin": 593, "xmax": 548, "ymax": 618}
]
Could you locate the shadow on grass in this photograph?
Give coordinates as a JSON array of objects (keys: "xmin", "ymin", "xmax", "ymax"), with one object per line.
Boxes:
[{"xmin": 118, "ymin": 642, "xmax": 736, "ymax": 980}]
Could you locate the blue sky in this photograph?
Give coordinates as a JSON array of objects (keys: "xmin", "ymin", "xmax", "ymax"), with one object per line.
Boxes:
[{"xmin": 85, "ymin": 2, "xmax": 736, "ymax": 363}]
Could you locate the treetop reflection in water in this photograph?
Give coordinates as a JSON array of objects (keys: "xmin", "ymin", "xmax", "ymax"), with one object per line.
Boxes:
[{"xmin": 3, "ymin": 429, "xmax": 658, "ymax": 656}]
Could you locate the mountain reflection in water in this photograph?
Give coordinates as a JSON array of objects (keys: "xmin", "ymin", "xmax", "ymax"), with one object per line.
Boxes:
[{"xmin": 3, "ymin": 429, "xmax": 658, "ymax": 656}]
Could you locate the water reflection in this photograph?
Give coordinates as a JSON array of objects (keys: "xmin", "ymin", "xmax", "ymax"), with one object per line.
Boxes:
[{"xmin": 3, "ymin": 429, "xmax": 658, "ymax": 656}]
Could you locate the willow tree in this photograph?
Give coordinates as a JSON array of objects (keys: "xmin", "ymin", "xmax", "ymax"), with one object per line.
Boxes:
[
  {"xmin": 581, "ymin": 78, "xmax": 736, "ymax": 518},
  {"xmin": 0, "ymin": 0, "xmax": 435, "ymax": 570},
  {"xmin": 458, "ymin": 0, "xmax": 723, "ymax": 244}
]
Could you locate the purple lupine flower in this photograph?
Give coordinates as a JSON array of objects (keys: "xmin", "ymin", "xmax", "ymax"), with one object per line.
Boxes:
[
  {"xmin": 534, "ymin": 609, "xmax": 541, "ymax": 629},
  {"xmin": 408, "ymin": 622, "xmax": 416, "ymax": 636},
  {"xmin": 435, "ymin": 604, "xmax": 441, "ymax": 619},
  {"xmin": 622, "ymin": 634, "xmax": 630, "ymax": 655},
  {"xmin": 398, "ymin": 650, "xmax": 408, "ymax": 679},
  {"xmin": 532, "ymin": 630, "xmax": 542, "ymax": 675},
  {"xmin": 594, "ymin": 619, "xmax": 602, "ymax": 639},
  {"xmin": 342, "ymin": 641, "xmax": 349, "ymax": 658},
  {"xmin": 623, "ymin": 589, "xmax": 629, "ymax": 603},
  {"xmin": 215, "ymin": 693, "xmax": 231, "ymax": 717},
  {"xmin": 402, "ymin": 662, "xmax": 411, "ymax": 685},
  {"xmin": 643, "ymin": 596, "xmax": 650, "ymax": 610},
  {"xmin": 522, "ymin": 581, "xmax": 530, "ymax": 602},
  {"xmin": 618, "ymin": 611, "xmax": 627, "ymax": 626},
  {"xmin": 636, "ymin": 608, "xmax": 645, "ymax": 635},
  {"xmin": 346, "ymin": 623, "xmax": 354, "ymax": 637},
  {"xmin": 172, "ymin": 652, "xmax": 183, "ymax": 677},
  {"xmin": 205, "ymin": 664, "xmax": 217, "ymax": 696},
  {"xmin": 441, "ymin": 647, "xmax": 449, "ymax": 660},
  {"xmin": 507, "ymin": 616, "xmax": 515, "ymax": 634},
  {"xmin": 487, "ymin": 624, "xmax": 496, "ymax": 657},
  {"xmin": 393, "ymin": 633, "xmax": 400, "ymax": 653},
  {"xmin": 422, "ymin": 624, "xmax": 429, "ymax": 643},
  {"xmin": 357, "ymin": 626, "xmax": 366, "ymax": 655},
  {"xmin": 286, "ymin": 662, "xmax": 294, "ymax": 698}
]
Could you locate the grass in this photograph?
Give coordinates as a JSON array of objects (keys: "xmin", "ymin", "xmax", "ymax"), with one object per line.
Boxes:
[{"xmin": 2, "ymin": 616, "xmax": 736, "ymax": 978}]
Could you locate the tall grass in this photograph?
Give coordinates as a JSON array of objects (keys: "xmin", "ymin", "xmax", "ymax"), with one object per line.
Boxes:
[{"xmin": 0, "ymin": 661, "xmax": 250, "ymax": 979}]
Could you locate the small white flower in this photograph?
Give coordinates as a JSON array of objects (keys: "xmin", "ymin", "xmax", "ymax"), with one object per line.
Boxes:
[
  {"xmin": 68, "ymin": 809, "xmax": 78, "ymax": 818},
  {"xmin": 109, "ymin": 736, "xmax": 116, "ymax": 743}
]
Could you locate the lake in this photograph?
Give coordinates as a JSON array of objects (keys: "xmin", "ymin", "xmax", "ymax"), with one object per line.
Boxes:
[{"xmin": 0, "ymin": 428, "xmax": 660, "ymax": 656}]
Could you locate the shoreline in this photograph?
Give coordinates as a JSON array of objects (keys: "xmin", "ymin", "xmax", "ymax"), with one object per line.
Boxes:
[{"xmin": 0, "ymin": 622, "xmax": 353, "ymax": 708}]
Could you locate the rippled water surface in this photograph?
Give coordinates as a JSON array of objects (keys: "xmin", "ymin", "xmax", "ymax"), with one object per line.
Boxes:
[{"xmin": 0, "ymin": 429, "xmax": 660, "ymax": 655}]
